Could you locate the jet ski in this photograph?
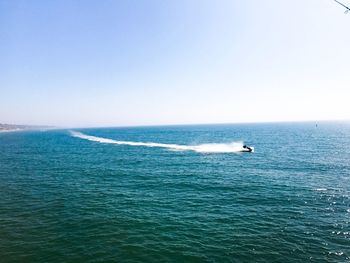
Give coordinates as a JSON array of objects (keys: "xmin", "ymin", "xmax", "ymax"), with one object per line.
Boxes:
[{"xmin": 241, "ymin": 145, "xmax": 254, "ymax": 153}]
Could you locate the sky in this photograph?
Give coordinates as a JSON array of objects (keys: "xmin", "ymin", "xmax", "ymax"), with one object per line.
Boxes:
[{"xmin": 1, "ymin": 0, "xmax": 350, "ymax": 127}]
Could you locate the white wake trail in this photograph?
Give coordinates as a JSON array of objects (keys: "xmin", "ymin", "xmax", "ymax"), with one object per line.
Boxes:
[{"xmin": 70, "ymin": 131, "xmax": 245, "ymax": 153}]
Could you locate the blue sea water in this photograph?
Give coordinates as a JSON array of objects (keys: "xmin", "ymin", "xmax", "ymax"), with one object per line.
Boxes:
[{"xmin": 0, "ymin": 122, "xmax": 349, "ymax": 262}]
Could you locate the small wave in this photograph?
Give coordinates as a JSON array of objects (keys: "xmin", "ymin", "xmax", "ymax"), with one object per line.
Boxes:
[{"xmin": 70, "ymin": 131, "xmax": 245, "ymax": 153}]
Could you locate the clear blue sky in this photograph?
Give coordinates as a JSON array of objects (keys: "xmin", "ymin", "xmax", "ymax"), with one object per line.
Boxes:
[{"xmin": 1, "ymin": 0, "xmax": 349, "ymax": 127}]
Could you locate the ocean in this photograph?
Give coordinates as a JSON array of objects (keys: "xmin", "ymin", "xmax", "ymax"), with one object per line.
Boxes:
[{"xmin": 0, "ymin": 122, "xmax": 349, "ymax": 262}]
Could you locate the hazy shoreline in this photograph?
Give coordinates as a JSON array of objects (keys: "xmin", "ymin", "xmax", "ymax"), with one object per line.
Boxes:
[
  {"xmin": 0, "ymin": 128, "xmax": 28, "ymax": 133},
  {"xmin": 0, "ymin": 129, "xmax": 19, "ymax": 132},
  {"xmin": 0, "ymin": 124, "xmax": 54, "ymax": 133}
]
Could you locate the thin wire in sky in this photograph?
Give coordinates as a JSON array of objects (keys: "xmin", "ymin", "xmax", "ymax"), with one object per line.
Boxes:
[{"xmin": 334, "ymin": 0, "xmax": 350, "ymax": 13}]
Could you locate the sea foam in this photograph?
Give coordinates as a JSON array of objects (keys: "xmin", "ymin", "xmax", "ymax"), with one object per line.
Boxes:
[{"xmin": 70, "ymin": 131, "xmax": 245, "ymax": 153}]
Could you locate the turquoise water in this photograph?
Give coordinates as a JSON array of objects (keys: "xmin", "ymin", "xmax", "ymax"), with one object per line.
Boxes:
[{"xmin": 0, "ymin": 122, "xmax": 349, "ymax": 262}]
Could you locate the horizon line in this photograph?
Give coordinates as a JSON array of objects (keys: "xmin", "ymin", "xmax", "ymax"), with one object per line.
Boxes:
[{"xmin": 50, "ymin": 118, "xmax": 350, "ymax": 130}]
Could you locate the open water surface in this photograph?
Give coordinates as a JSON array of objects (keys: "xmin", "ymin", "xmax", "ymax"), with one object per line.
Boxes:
[{"xmin": 0, "ymin": 122, "xmax": 349, "ymax": 262}]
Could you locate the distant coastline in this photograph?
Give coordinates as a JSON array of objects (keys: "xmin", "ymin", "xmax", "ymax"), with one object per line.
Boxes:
[{"xmin": 0, "ymin": 123, "xmax": 53, "ymax": 133}]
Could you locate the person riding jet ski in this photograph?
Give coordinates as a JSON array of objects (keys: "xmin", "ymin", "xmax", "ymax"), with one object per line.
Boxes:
[{"xmin": 242, "ymin": 145, "xmax": 253, "ymax": 152}]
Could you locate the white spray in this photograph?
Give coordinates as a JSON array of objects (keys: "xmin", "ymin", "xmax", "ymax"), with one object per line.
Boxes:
[{"xmin": 70, "ymin": 131, "xmax": 246, "ymax": 153}]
